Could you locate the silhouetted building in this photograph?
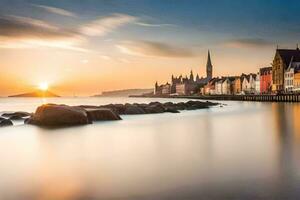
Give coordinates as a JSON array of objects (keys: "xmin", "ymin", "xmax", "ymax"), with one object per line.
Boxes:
[{"xmin": 155, "ymin": 50, "xmax": 214, "ymax": 95}]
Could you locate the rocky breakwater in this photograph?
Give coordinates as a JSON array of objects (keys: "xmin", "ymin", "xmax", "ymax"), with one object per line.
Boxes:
[
  {"xmin": 87, "ymin": 100, "xmax": 218, "ymax": 115},
  {"xmin": 1, "ymin": 100, "xmax": 218, "ymax": 127},
  {"xmin": 25, "ymin": 104, "xmax": 121, "ymax": 126},
  {"xmin": 0, "ymin": 111, "xmax": 32, "ymax": 127}
]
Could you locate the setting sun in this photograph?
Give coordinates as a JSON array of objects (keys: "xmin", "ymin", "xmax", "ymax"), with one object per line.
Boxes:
[{"xmin": 38, "ymin": 82, "xmax": 49, "ymax": 91}]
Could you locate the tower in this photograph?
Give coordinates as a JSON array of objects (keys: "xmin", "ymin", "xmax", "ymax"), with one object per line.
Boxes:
[
  {"xmin": 206, "ymin": 50, "xmax": 213, "ymax": 79},
  {"xmin": 189, "ymin": 70, "xmax": 194, "ymax": 82}
]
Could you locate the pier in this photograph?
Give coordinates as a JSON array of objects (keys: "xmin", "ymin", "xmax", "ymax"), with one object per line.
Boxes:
[
  {"xmin": 171, "ymin": 94, "xmax": 300, "ymax": 102},
  {"xmin": 130, "ymin": 93, "xmax": 300, "ymax": 102}
]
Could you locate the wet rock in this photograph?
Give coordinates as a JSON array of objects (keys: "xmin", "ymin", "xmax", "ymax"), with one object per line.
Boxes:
[
  {"xmin": 85, "ymin": 108, "xmax": 121, "ymax": 121},
  {"xmin": 145, "ymin": 103, "xmax": 165, "ymax": 113},
  {"xmin": 184, "ymin": 101, "xmax": 210, "ymax": 110},
  {"xmin": 9, "ymin": 115, "xmax": 24, "ymax": 120},
  {"xmin": 174, "ymin": 102, "xmax": 187, "ymax": 110},
  {"xmin": 165, "ymin": 108, "xmax": 180, "ymax": 113},
  {"xmin": 101, "ymin": 104, "xmax": 126, "ymax": 115},
  {"xmin": 124, "ymin": 105, "xmax": 146, "ymax": 114},
  {"xmin": 2, "ymin": 111, "xmax": 31, "ymax": 118},
  {"xmin": 0, "ymin": 119, "xmax": 13, "ymax": 127},
  {"xmin": 26, "ymin": 104, "xmax": 90, "ymax": 126}
]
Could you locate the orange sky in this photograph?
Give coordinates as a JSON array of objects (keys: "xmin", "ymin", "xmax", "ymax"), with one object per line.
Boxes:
[
  {"xmin": 0, "ymin": 45, "xmax": 275, "ymax": 96},
  {"xmin": 1, "ymin": 1, "xmax": 296, "ymax": 96}
]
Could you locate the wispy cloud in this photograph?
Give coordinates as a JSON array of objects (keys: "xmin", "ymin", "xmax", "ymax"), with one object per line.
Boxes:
[
  {"xmin": 32, "ymin": 4, "xmax": 77, "ymax": 17},
  {"xmin": 0, "ymin": 15, "xmax": 84, "ymax": 51},
  {"xmin": 135, "ymin": 22, "xmax": 175, "ymax": 27},
  {"xmin": 80, "ymin": 13, "xmax": 137, "ymax": 36},
  {"xmin": 117, "ymin": 40, "xmax": 194, "ymax": 58},
  {"xmin": 0, "ymin": 13, "xmax": 139, "ymax": 52},
  {"xmin": 224, "ymin": 38, "xmax": 273, "ymax": 48}
]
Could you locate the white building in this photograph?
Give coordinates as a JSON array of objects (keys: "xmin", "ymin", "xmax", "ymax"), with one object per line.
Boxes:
[
  {"xmin": 284, "ymin": 57, "xmax": 300, "ymax": 93},
  {"xmin": 284, "ymin": 67, "xmax": 294, "ymax": 92},
  {"xmin": 221, "ymin": 78, "xmax": 230, "ymax": 95},
  {"xmin": 242, "ymin": 74, "xmax": 256, "ymax": 94},
  {"xmin": 255, "ymin": 72, "xmax": 260, "ymax": 94},
  {"xmin": 215, "ymin": 79, "xmax": 223, "ymax": 94}
]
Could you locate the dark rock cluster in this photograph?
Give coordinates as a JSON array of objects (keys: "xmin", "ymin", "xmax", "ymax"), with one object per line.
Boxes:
[
  {"xmin": 1, "ymin": 111, "xmax": 32, "ymax": 127},
  {"xmin": 1, "ymin": 100, "xmax": 218, "ymax": 127},
  {"xmin": 80, "ymin": 100, "xmax": 218, "ymax": 115}
]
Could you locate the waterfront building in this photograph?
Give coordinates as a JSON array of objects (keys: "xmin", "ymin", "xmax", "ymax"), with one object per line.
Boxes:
[
  {"xmin": 161, "ymin": 83, "xmax": 171, "ymax": 94},
  {"xmin": 175, "ymin": 83, "xmax": 185, "ymax": 95},
  {"xmin": 255, "ymin": 72, "xmax": 260, "ymax": 94},
  {"xmin": 284, "ymin": 56, "xmax": 300, "ymax": 93},
  {"xmin": 260, "ymin": 67, "xmax": 272, "ymax": 94},
  {"xmin": 242, "ymin": 74, "xmax": 256, "ymax": 94},
  {"xmin": 215, "ymin": 79, "xmax": 223, "ymax": 94},
  {"xmin": 154, "ymin": 82, "xmax": 162, "ymax": 95},
  {"xmin": 221, "ymin": 78, "xmax": 230, "ymax": 95},
  {"xmin": 284, "ymin": 67, "xmax": 294, "ymax": 92},
  {"xmin": 204, "ymin": 78, "xmax": 219, "ymax": 95},
  {"xmin": 293, "ymin": 72, "xmax": 300, "ymax": 93},
  {"xmin": 233, "ymin": 77, "xmax": 242, "ymax": 94},
  {"xmin": 272, "ymin": 47, "xmax": 300, "ymax": 92},
  {"xmin": 155, "ymin": 50, "xmax": 214, "ymax": 95}
]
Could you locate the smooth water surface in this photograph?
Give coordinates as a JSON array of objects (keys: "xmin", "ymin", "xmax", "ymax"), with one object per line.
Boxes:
[{"xmin": 0, "ymin": 97, "xmax": 300, "ymax": 199}]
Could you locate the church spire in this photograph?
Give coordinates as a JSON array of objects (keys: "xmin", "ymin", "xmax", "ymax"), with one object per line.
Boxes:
[{"xmin": 206, "ymin": 50, "xmax": 213, "ymax": 79}]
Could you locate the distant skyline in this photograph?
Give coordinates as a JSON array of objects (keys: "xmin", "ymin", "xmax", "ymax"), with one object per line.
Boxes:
[{"xmin": 0, "ymin": 0, "xmax": 300, "ymax": 96}]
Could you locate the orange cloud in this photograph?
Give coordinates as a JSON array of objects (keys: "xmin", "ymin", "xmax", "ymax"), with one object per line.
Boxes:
[{"xmin": 80, "ymin": 13, "xmax": 137, "ymax": 37}]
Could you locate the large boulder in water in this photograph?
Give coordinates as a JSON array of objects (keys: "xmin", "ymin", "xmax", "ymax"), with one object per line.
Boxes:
[
  {"xmin": 85, "ymin": 108, "xmax": 121, "ymax": 121},
  {"xmin": 124, "ymin": 104, "xmax": 146, "ymax": 114},
  {"xmin": 26, "ymin": 104, "xmax": 90, "ymax": 126},
  {"xmin": 0, "ymin": 119, "xmax": 13, "ymax": 127}
]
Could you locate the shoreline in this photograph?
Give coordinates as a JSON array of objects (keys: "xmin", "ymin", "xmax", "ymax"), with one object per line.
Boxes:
[{"xmin": 129, "ymin": 94, "xmax": 300, "ymax": 102}]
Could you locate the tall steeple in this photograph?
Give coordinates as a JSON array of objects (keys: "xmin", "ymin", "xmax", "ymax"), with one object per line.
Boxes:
[
  {"xmin": 206, "ymin": 50, "xmax": 213, "ymax": 79},
  {"xmin": 189, "ymin": 70, "xmax": 194, "ymax": 82}
]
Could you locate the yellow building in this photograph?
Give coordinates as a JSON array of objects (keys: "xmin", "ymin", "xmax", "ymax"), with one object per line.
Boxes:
[
  {"xmin": 293, "ymin": 73, "xmax": 300, "ymax": 92},
  {"xmin": 272, "ymin": 48, "xmax": 300, "ymax": 92}
]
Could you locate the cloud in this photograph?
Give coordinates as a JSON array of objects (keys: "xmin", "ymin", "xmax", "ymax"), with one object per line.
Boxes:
[
  {"xmin": 224, "ymin": 38, "xmax": 273, "ymax": 48},
  {"xmin": 0, "ymin": 15, "xmax": 84, "ymax": 51},
  {"xmin": 116, "ymin": 40, "xmax": 194, "ymax": 58},
  {"xmin": 0, "ymin": 13, "xmax": 137, "ymax": 51},
  {"xmin": 32, "ymin": 4, "xmax": 77, "ymax": 17},
  {"xmin": 135, "ymin": 22, "xmax": 176, "ymax": 27},
  {"xmin": 80, "ymin": 13, "xmax": 137, "ymax": 36}
]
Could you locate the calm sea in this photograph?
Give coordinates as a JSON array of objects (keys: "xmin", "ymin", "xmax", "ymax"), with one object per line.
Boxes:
[{"xmin": 0, "ymin": 97, "xmax": 300, "ymax": 200}]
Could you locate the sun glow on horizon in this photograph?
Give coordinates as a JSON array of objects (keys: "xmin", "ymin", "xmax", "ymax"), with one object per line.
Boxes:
[{"xmin": 38, "ymin": 82, "xmax": 49, "ymax": 91}]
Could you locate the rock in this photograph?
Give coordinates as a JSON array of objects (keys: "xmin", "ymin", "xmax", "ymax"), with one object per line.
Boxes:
[
  {"xmin": 124, "ymin": 105, "xmax": 146, "ymax": 114},
  {"xmin": 145, "ymin": 103, "xmax": 165, "ymax": 113},
  {"xmin": 2, "ymin": 111, "xmax": 31, "ymax": 118},
  {"xmin": 85, "ymin": 108, "xmax": 121, "ymax": 121},
  {"xmin": 26, "ymin": 104, "xmax": 90, "ymax": 126},
  {"xmin": 0, "ymin": 119, "xmax": 13, "ymax": 127},
  {"xmin": 9, "ymin": 115, "xmax": 24, "ymax": 120},
  {"xmin": 163, "ymin": 102, "xmax": 174, "ymax": 107},
  {"xmin": 165, "ymin": 108, "xmax": 180, "ymax": 113},
  {"xmin": 101, "ymin": 104, "xmax": 126, "ymax": 115},
  {"xmin": 175, "ymin": 102, "xmax": 187, "ymax": 110}
]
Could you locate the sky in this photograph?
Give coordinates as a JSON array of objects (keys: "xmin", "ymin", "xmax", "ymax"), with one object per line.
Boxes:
[{"xmin": 0, "ymin": 0, "xmax": 300, "ymax": 96}]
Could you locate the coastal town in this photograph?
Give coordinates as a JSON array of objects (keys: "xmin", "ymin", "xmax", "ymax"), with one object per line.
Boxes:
[{"xmin": 154, "ymin": 46, "xmax": 300, "ymax": 97}]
